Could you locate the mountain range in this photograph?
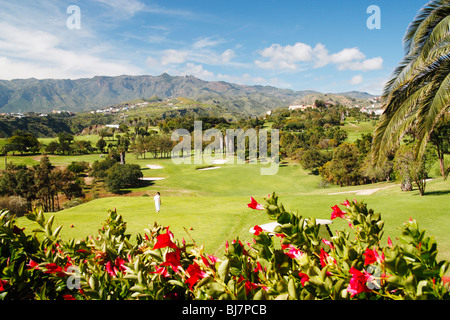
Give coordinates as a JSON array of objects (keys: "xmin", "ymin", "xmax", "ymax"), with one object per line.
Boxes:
[{"xmin": 0, "ymin": 74, "xmax": 376, "ymax": 116}]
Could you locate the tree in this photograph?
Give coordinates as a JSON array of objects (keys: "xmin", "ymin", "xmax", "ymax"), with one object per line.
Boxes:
[
  {"xmin": 33, "ymin": 157, "xmax": 56, "ymax": 212},
  {"xmin": 322, "ymin": 143, "xmax": 362, "ymax": 187},
  {"xmin": 57, "ymin": 132, "xmax": 74, "ymax": 155},
  {"xmin": 106, "ymin": 163, "xmax": 143, "ymax": 193},
  {"xmin": 299, "ymin": 148, "xmax": 331, "ymax": 174},
  {"xmin": 91, "ymin": 157, "xmax": 117, "ymax": 179},
  {"xmin": 5, "ymin": 131, "xmax": 40, "ymax": 155},
  {"xmin": 428, "ymin": 117, "xmax": 450, "ymax": 179},
  {"xmin": 372, "ymin": 0, "xmax": 450, "ymax": 165},
  {"xmin": 96, "ymin": 138, "xmax": 107, "ymax": 154},
  {"xmin": 393, "ymin": 143, "xmax": 435, "ymax": 196},
  {"xmin": 0, "ymin": 164, "xmax": 36, "ymax": 212},
  {"xmin": 45, "ymin": 141, "xmax": 61, "ymax": 154}
]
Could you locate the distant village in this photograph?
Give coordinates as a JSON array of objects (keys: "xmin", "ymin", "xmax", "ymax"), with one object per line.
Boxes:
[
  {"xmin": 281, "ymin": 96, "xmax": 383, "ymax": 116},
  {"xmin": 1, "ymin": 96, "xmax": 383, "ymax": 119}
]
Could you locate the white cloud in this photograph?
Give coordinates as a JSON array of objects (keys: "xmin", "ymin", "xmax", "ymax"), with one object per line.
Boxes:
[
  {"xmin": 255, "ymin": 43, "xmax": 314, "ymax": 70},
  {"xmin": 312, "ymin": 43, "xmax": 330, "ymax": 68},
  {"xmin": 160, "ymin": 49, "xmax": 189, "ymax": 66},
  {"xmin": 94, "ymin": 0, "xmax": 146, "ymax": 17},
  {"xmin": 192, "ymin": 37, "xmax": 224, "ymax": 49},
  {"xmin": 337, "ymin": 57, "xmax": 384, "ymax": 71},
  {"xmin": 349, "ymin": 74, "xmax": 363, "ymax": 85},
  {"xmin": 330, "ymin": 48, "xmax": 366, "ymax": 64},
  {"xmin": 146, "ymin": 39, "xmax": 238, "ymax": 69},
  {"xmin": 220, "ymin": 49, "xmax": 236, "ymax": 63},
  {"xmin": 0, "ymin": 22, "xmax": 142, "ymax": 80},
  {"xmin": 255, "ymin": 42, "xmax": 383, "ymax": 72},
  {"xmin": 178, "ymin": 63, "xmax": 214, "ymax": 79}
]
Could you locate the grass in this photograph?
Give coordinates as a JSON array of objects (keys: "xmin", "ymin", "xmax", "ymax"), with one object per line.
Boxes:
[
  {"xmin": 15, "ymin": 155, "xmax": 450, "ymax": 265},
  {"xmin": 342, "ymin": 119, "xmax": 376, "ymax": 142},
  {"xmin": 3, "ymin": 123, "xmax": 449, "ymax": 265}
]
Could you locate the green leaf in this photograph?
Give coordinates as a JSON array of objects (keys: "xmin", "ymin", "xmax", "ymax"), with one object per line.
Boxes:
[
  {"xmin": 275, "ymin": 293, "xmax": 289, "ymax": 300},
  {"xmin": 52, "ymin": 225, "xmax": 63, "ymax": 238},
  {"xmin": 196, "ymin": 276, "xmax": 213, "ymax": 288},
  {"xmin": 206, "ymin": 282, "xmax": 225, "ymax": 297},
  {"xmin": 288, "ymin": 277, "xmax": 298, "ymax": 300},
  {"xmin": 168, "ymin": 279, "xmax": 185, "ymax": 288},
  {"xmin": 253, "ymin": 288, "xmax": 268, "ymax": 300},
  {"xmin": 25, "ymin": 213, "xmax": 37, "ymax": 222},
  {"xmin": 218, "ymin": 259, "xmax": 230, "ymax": 282},
  {"xmin": 130, "ymin": 285, "xmax": 144, "ymax": 293}
]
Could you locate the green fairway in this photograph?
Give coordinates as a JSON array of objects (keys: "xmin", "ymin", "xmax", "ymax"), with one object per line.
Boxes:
[
  {"xmin": 4, "ymin": 125, "xmax": 449, "ymax": 263},
  {"xmin": 15, "ymin": 155, "xmax": 450, "ymax": 265}
]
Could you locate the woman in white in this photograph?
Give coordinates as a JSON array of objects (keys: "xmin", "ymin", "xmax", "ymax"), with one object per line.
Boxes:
[{"xmin": 154, "ymin": 192, "xmax": 161, "ymax": 213}]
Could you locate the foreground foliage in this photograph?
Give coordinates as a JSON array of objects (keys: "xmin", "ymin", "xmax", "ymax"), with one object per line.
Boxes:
[{"xmin": 0, "ymin": 193, "xmax": 448, "ymax": 300}]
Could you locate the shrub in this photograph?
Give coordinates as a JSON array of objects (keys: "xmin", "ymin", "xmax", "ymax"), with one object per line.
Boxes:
[
  {"xmin": 0, "ymin": 193, "xmax": 448, "ymax": 300},
  {"xmin": 0, "ymin": 196, "xmax": 28, "ymax": 217},
  {"xmin": 105, "ymin": 163, "xmax": 143, "ymax": 193}
]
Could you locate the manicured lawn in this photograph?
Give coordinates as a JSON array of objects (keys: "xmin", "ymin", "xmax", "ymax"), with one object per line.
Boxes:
[
  {"xmin": 15, "ymin": 155, "xmax": 450, "ymax": 266},
  {"xmin": 342, "ymin": 120, "xmax": 376, "ymax": 142}
]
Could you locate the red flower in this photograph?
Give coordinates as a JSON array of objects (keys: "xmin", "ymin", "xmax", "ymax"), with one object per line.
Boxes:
[
  {"xmin": 364, "ymin": 248, "xmax": 384, "ymax": 265},
  {"xmin": 321, "ymin": 238, "xmax": 334, "ymax": 249},
  {"xmin": 27, "ymin": 259, "xmax": 39, "ymax": 270},
  {"xmin": 347, "ymin": 267, "xmax": 372, "ymax": 297},
  {"xmin": 160, "ymin": 249, "xmax": 182, "ymax": 272},
  {"xmin": 115, "ymin": 257, "xmax": 127, "ymax": 271},
  {"xmin": 105, "ymin": 261, "xmax": 116, "ymax": 277},
  {"xmin": 364, "ymin": 248, "xmax": 377, "ymax": 265},
  {"xmin": 153, "ymin": 227, "xmax": 178, "ymax": 250},
  {"xmin": 331, "ymin": 205, "xmax": 346, "ymax": 220},
  {"xmin": 62, "ymin": 294, "xmax": 76, "ymax": 300},
  {"xmin": 237, "ymin": 276, "xmax": 257, "ymax": 294},
  {"xmin": 105, "ymin": 257, "xmax": 127, "ymax": 277},
  {"xmin": 151, "ymin": 266, "xmax": 170, "ymax": 278},
  {"xmin": 244, "ymin": 281, "xmax": 260, "ymax": 295},
  {"xmin": 387, "ymin": 237, "xmax": 393, "ymax": 248},
  {"xmin": 44, "ymin": 263, "xmax": 66, "ymax": 277},
  {"xmin": 253, "ymin": 225, "xmax": 263, "ymax": 236},
  {"xmin": 185, "ymin": 262, "xmax": 207, "ymax": 289},
  {"xmin": 207, "ymin": 255, "xmax": 219, "ymax": 264},
  {"xmin": 253, "ymin": 261, "xmax": 264, "ymax": 273},
  {"xmin": 0, "ymin": 280, "xmax": 8, "ymax": 292},
  {"xmin": 283, "ymin": 244, "xmax": 303, "ymax": 259},
  {"xmin": 247, "ymin": 197, "xmax": 264, "ymax": 210},
  {"xmin": 340, "ymin": 199, "xmax": 351, "ymax": 208},
  {"xmin": 298, "ymin": 272, "xmax": 309, "ymax": 286},
  {"xmin": 319, "ymin": 248, "xmax": 329, "ymax": 267}
]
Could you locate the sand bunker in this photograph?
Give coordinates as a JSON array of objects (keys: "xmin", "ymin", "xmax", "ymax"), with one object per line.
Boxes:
[
  {"xmin": 146, "ymin": 164, "xmax": 163, "ymax": 169},
  {"xmin": 197, "ymin": 166, "xmax": 221, "ymax": 171},
  {"xmin": 140, "ymin": 177, "xmax": 166, "ymax": 181}
]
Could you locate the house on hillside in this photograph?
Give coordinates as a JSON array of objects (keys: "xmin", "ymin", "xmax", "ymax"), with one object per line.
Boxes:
[{"xmin": 288, "ymin": 104, "xmax": 316, "ymax": 111}]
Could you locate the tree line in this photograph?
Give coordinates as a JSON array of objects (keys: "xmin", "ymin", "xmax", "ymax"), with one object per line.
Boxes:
[{"xmin": 0, "ymin": 157, "xmax": 84, "ymax": 214}]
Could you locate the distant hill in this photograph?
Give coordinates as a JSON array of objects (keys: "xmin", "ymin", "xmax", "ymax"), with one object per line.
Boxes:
[{"xmin": 0, "ymin": 74, "xmax": 375, "ymax": 116}]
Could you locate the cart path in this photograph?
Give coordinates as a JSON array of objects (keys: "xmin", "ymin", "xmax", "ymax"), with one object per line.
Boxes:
[{"xmin": 327, "ymin": 179, "xmax": 433, "ymax": 196}]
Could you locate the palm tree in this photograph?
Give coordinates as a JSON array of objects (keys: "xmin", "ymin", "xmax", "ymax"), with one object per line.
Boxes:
[{"xmin": 372, "ymin": 0, "xmax": 450, "ymax": 174}]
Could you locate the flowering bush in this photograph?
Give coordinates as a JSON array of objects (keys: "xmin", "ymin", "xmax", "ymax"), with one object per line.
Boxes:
[{"xmin": 0, "ymin": 193, "xmax": 448, "ymax": 300}]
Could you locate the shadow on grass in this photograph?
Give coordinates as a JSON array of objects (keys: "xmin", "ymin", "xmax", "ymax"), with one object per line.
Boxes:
[
  {"xmin": 114, "ymin": 180, "xmax": 155, "ymax": 194},
  {"xmin": 422, "ymin": 190, "xmax": 450, "ymax": 196}
]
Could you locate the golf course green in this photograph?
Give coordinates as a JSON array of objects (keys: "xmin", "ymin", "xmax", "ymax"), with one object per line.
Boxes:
[{"xmin": 12, "ymin": 154, "xmax": 450, "ymax": 264}]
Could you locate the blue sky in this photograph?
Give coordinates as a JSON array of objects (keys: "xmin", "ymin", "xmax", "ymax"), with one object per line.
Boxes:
[{"xmin": 0, "ymin": 0, "xmax": 429, "ymax": 95}]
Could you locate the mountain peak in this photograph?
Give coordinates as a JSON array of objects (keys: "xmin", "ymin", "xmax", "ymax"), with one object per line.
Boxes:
[{"xmin": 0, "ymin": 74, "xmax": 373, "ymax": 115}]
